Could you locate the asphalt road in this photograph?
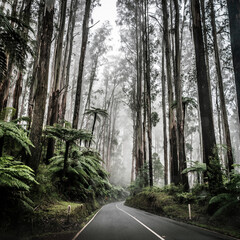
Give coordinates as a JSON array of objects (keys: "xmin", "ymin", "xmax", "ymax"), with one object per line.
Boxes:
[{"xmin": 73, "ymin": 202, "xmax": 237, "ymax": 240}]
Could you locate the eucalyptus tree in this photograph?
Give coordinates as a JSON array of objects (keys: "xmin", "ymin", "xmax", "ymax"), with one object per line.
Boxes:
[
  {"xmin": 116, "ymin": 0, "xmax": 144, "ymax": 180},
  {"xmin": 209, "ymin": 0, "xmax": 234, "ymax": 174},
  {"xmin": 72, "ymin": 0, "xmax": 92, "ymax": 129},
  {"xmin": 82, "ymin": 21, "xmax": 112, "ymax": 126},
  {"xmin": 173, "ymin": 0, "xmax": 189, "ymax": 190},
  {"xmin": 227, "ymin": 0, "xmax": 240, "ymax": 123},
  {"xmin": 46, "ymin": 0, "xmax": 67, "ymax": 162},
  {"xmin": 28, "ymin": 0, "xmax": 55, "ymax": 172},
  {"xmin": 162, "ymin": 0, "xmax": 178, "ymax": 185},
  {"xmin": 47, "ymin": 0, "xmax": 67, "ymax": 127},
  {"xmin": 161, "ymin": 43, "xmax": 168, "ymax": 186},
  {"xmin": 59, "ymin": 0, "xmax": 79, "ymax": 122},
  {"xmin": 191, "ymin": 0, "xmax": 223, "ymax": 193}
]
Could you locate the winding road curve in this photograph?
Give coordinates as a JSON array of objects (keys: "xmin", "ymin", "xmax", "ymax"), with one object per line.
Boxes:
[{"xmin": 73, "ymin": 202, "xmax": 237, "ymax": 240}]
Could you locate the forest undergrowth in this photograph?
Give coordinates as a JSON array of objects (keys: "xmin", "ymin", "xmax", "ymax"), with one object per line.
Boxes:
[
  {"xmin": 0, "ymin": 118, "xmax": 128, "ymax": 240},
  {"xmin": 125, "ymin": 182, "xmax": 240, "ymax": 239}
]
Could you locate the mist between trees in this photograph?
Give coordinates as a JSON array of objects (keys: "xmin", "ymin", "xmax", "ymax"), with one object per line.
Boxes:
[{"xmin": 0, "ymin": 0, "xmax": 240, "ymax": 213}]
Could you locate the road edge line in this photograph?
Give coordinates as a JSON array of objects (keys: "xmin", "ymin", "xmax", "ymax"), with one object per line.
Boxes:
[
  {"xmin": 72, "ymin": 207, "xmax": 102, "ymax": 240},
  {"xmin": 116, "ymin": 204, "xmax": 165, "ymax": 240}
]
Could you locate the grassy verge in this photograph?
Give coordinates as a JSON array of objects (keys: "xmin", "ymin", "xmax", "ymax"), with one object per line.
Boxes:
[{"xmin": 29, "ymin": 200, "xmax": 99, "ymax": 240}]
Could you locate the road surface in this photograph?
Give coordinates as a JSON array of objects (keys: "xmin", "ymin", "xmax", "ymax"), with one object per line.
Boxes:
[{"xmin": 73, "ymin": 202, "xmax": 237, "ymax": 240}]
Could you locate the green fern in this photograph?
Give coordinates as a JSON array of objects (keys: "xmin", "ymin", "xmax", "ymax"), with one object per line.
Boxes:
[
  {"xmin": 0, "ymin": 120, "xmax": 34, "ymax": 156},
  {"xmin": 0, "ymin": 156, "xmax": 38, "ymax": 214}
]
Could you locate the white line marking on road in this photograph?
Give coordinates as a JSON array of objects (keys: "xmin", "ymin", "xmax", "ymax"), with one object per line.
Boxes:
[
  {"xmin": 72, "ymin": 207, "xmax": 102, "ymax": 240},
  {"xmin": 116, "ymin": 204, "xmax": 165, "ymax": 240}
]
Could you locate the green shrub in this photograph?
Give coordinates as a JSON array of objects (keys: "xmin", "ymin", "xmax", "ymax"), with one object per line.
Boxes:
[{"xmin": 175, "ymin": 192, "xmax": 196, "ymax": 204}]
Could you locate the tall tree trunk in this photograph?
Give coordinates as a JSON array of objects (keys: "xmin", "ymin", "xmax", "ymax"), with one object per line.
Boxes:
[
  {"xmin": 216, "ymin": 85, "xmax": 224, "ymax": 162},
  {"xmin": 227, "ymin": 0, "xmax": 240, "ymax": 123},
  {"xmin": 200, "ymin": 0, "xmax": 214, "ymax": 110},
  {"xmin": 46, "ymin": 0, "xmax": 67, "ymax": 162},
  {"xmin": 162, "ymin": 0, "xmax": 178, "ymax": 185},
  {"xmin": 135, "ymin": 0, "xmax": 144, "ymax": 178},
  {"xmin": 28, "ymin": 0, "xmax": 55, "ymax": 172},
  {"xmin": 143, "ymin": 0, "xmax": 153, "ymax": 187},
  {"xmin": 173, "ymin": 0, "xmax": 189, "ymax": 190},
  {"xmin": 72, "ymin": 0, "xmax": 92, "ymax": 129},
  {"xmin": 161, "ymin": 42, "xmax": 168, "ymax": 186},
  {"xmin": 59, "ymin": 0, "xmax": 78, "ymax": 122},
  {"xmin": 191, "ymin": 0, "xmax": 223, "ymax": 193},
  {"xmin": 27, "ymin": 0, "xmax": 44, "ymax": 129},
  {"xmin": 210, "ymin": 0, "xmax": 234, "ymax": 174}
]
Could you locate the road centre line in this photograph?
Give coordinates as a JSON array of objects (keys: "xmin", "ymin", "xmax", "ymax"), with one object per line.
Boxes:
[
  {"xmin": 116, "ymin": 204, "xmax": 165, "ymax": 240},
  {"xmin": 72, "ymin": 207, "xmax": 102, "ymax": 240}
]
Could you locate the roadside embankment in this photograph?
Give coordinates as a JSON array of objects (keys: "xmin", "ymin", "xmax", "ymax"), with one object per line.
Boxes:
[{"xmin": 125, "ymin": 187, "xmax": 240, "ymax": 239}]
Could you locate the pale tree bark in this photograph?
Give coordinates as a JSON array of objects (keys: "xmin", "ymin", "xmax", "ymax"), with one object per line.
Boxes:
[
  {"xmin": 142, "ymin": 0, "xmax": 153, "ymax": 187},
  {"xmin": 162, "ymin": 0, "xmax": 178, "ymax": 185},
  {"xmin": 59, "ymin": 0, "xmax": 78, "ymax": 122},
  {"xmin": 173, "ymin": 0, "xmax": 189, "ymax": 190},
  {"xmin": 210, "ymin": 0, "xmax": 234, "ymax": 173},
  {"xmin": 161, "ymin": 42, "xmax": 168, "ymax": 186},
  {"xmin": 28, "ymin": 0, "xmax": 55, "ymax": 172},
  {"xmin": 46, "ymin": 0, "xmax": 67, "ymax": 162},
  {"xmin": 28, "ymin": 0, "xmax": 44, "ymax": 128},
  {"xmin": 72, "ymin": 0, "xmax": 92, "ymax": 129},
  {"xmin": 135, "ymin": 0, "xmax": 144, "ymax": 178}
]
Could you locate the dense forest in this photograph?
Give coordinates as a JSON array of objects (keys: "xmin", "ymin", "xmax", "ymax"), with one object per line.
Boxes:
[{"xmin": 0, "ymin": 0, "xmax": 240, "ymax": 239}]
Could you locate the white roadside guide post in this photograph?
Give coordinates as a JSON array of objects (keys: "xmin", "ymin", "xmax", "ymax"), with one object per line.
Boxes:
[
  {"xmin": 188, "ymin": 204, "xmax": 191, "ymax": 220},
  {"xmin": 67, "ymin": 205, "xmax": 71, "ymax": 222}
]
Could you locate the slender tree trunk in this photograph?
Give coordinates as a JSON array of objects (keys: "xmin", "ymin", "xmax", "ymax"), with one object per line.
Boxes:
[
  {"xmin": 60, "ymin": 0, "xmax": 78, "ymax": 122},
  {"xmin": 162, "ymin": 0, "xmax": 178, "ymax": 185},
  {"xmin": 200, "ymin": 0, "xmax": 214, "ymax": 109},
  {"xmin": 227, "ymin": 0, "xmax": 240, "ymax": 123},
  {"xmin": 72, "ymin": 0, "xmax": 92, "ymax": 129},
  {"xmin": 173, "ymin": 0, "xmax": 189, "ymax": 190},
  {"xmin": 19, "ymin": 73, "xmax": 30, "ymax": 117},
  {"xmin": 46, "ymin": 0, "xmax": 67, "ymax": 162},
  {"xmin": 135, "ymin": 0, "xmax": 144, "ymax": 178},
  {"xmin": 27, "ymin": 0, "xmax": 44, "ymax": 128},
  {"xmin": 28, "ymin": 0, "xmax": 55, "ymax": 172},
  {"xmin": 210, "ymin": 0, "xmax": 234, "ymax": 173},
  {"xmin": 143, "ymin": 0, "xmax": 153, "ymax": 187},
  {"xmin": 191, "ymin": 0, "xmax": 223, "ymax": 193},
  {"xmin": 161, "ymin": 42, "xmax": 168, "ymax": 186}
]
